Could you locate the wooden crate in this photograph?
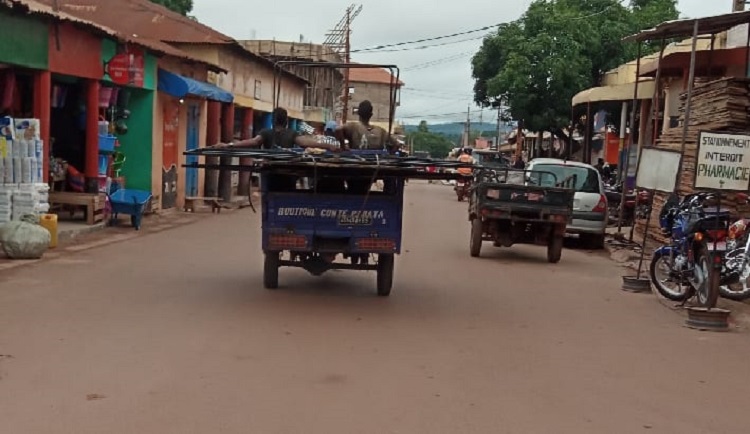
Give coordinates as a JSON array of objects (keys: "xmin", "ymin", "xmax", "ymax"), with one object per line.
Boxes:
[{"xmin": 49, "ymin": 192, "xmax": 106, "ymax": 225}]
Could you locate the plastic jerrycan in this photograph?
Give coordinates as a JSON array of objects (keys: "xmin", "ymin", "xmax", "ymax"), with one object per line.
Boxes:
[{"xmin": 40, "ymin": 214, "xmax": 58, "ymax": 248}]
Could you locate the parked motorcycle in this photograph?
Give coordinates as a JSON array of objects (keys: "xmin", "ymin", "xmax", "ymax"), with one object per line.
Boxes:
[
  {"xmin": 649, "ymin": 192, "xmax": 728, "ymax": 308},
  {"xmin": 604, "ymin": 182, "xmax": 651, "ymax": 226},
  {"xmin": 455, "ymin": 175, "xmax": 472, "ymax": 202},
  {"xmin": 718, "ymin": 193, "xmax": 750, "ymax": 301}
]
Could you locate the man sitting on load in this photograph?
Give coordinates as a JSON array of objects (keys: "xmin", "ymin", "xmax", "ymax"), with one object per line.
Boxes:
[
  {"xmin": 335, "ymin": 100, "xmax": 401, "ymax": 194},
  {"xmin": 211, "ymin": 107, "xmax": 338, "ymax": 191}
]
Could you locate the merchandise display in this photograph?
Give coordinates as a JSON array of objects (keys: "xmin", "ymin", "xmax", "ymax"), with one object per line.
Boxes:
[
  {"xmin": 0, "ymin": 117, "xmax": 50, "ymax": 221},
  {"xmin": 0, "ymin": 117, "xmax": 44, "ymax": 185}
]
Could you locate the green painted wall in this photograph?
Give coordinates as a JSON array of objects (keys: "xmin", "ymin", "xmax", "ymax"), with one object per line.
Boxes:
[
  {"xmin": 0, "ymin": 11, "xmax": 48, "ymax": 69},
  {"xmin": 101, "ymin": 38, "xmax": 157, "ymax": 90},
  {"xmin": 117, "ymin": 89, "xmax": 154, "ymax": 191}
]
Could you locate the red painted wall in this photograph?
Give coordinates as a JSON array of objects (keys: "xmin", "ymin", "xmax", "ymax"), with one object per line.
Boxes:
[{"xmin": 48, "ymin": 23, "xmax": 103, "ymax": 79}]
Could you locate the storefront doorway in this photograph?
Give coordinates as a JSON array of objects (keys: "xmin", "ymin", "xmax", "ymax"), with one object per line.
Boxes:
[
  {"xmin": 49, "ymin": 75, "xmax": 86, "ymax": 191},
  {"xmin": 161, "ymin": 100, "xmax": 179, "ymax": 209},
  {"xmin": 185, "ymin": 102, "xmax": 200, "ymax": 197}
]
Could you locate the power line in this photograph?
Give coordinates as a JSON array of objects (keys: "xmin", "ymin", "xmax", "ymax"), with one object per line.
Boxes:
[
  {"xmin": 352, "ymin": 22, "xmax": 502, "ymax": 53},
  {"xmin": 399, "ymin": 110, "xmax": 481, "ymax": 119},
  {"xmin": 402, "ymin": 89, "xmax": 473, "ymax": 100},
  {"xmin": 353, "ymin": 35, "xmax": 486, "ymax": 54},
  {"xmin": 402, "ymin": 51, "xmax": 473, "ymax": 72},
  {"xmin": 352, "ymin": 5, "xmax": 620, "ymax": 54}
]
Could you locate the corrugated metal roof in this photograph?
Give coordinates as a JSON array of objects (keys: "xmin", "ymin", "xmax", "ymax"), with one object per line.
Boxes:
[
  {"xmin": 624, "ymin": 10, "xmax": 750, "ymax": 42},
  {"xmin": 2, "ymin": 0, "xmax": 225, "ymax": 72},
  {"xmin": 33, "ymin": 0, "xmax": 305, "ymax": 83},
  {"xmin": 35, "ymin": 0, "xmax": 234, "ymax": 45},
  {"xmin": 349, "ymin": 65, "xmax": 404, "ymax": 86}
]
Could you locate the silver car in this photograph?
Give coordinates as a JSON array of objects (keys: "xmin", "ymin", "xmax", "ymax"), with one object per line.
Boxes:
[{"xmin": 526, "ymin": 158, "xmax": 608, "ymax": 249}]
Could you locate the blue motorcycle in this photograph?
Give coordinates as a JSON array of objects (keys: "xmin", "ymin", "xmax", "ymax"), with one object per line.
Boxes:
[{"xmin": 649, "ymin": 192, "xmax": 730, "ymax": 308}]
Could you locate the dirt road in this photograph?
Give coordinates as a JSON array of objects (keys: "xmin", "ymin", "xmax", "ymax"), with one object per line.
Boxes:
[{"xmin": 1, "ymin": 181, "xmax": 748, "ymax": 433}]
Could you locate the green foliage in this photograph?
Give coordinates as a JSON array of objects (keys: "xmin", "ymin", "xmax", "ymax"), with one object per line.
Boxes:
[
  {"xmin": 472, "ymin": 0, "xmax": 678, "ymax": 133},
  {"xmin": 407, "ymin": 121, "xmax": 457, "ymax": 158},
  {"xmin": 149, "ymin": 0, "xmax": 194, "ymax": 15}
]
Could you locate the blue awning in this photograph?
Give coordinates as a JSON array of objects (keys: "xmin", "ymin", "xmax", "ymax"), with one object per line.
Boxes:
[{"xmin": 157, "ymin": 69, "xmax": 233, "ymax": 103}]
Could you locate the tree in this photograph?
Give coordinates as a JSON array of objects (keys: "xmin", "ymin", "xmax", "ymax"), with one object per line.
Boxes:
[
  {"xmin": 150, "ymin": 0, "xmax": 194, "ymax": 15},
  {"xmin": 407, "ymin": 121, "xmax": 456, "ymax": 158},
  {"xmin": 472, "ymin": 0, "xmax": 678, "ymax": 135}
]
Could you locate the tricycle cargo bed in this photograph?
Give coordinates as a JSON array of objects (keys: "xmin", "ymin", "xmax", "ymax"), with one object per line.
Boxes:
[
  {"xmin": 263, "ymin": 192, "xmax": 403, "ymax": 254},
  {"xmin": 475, "ymin": 182, "xmax": 575, "ymax": 215}
]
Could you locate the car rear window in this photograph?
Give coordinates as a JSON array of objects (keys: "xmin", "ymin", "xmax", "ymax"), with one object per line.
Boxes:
[
  {"xmin": 476, "ymin": 153, "xmax": 509, "ymax": 167},
  {"xmin": 530, "ymin": 164, "xmax": 600, "ymax": 193}
]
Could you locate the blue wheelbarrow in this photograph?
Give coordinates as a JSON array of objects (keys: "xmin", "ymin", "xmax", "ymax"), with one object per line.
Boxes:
[{"xmin": 108, "ymin": 189, "xmax": 152, "ymax": 230}]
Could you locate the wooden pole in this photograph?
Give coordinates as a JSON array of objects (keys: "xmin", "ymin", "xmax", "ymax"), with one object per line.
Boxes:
[
  {"xmin": 675, "ymin": 20, "xmax": 701, "ymax": 193},
  {"xmin": 650, "ymin": 40, "xmax": 667, "ymax": 145},
  {"xmin": 342, "ymin": 8, "xmax": 351, "ymax": 123},
  {"xmin": 584, "ymin": 102, "xmax": 592, "ymax": 164},
  {"xmin": 85, "ymin": 79, "xmax": 100, "ymax": 193},
  {"xmin": 617, "ymin": 101, "xmax": 628, "ymax": 233},
  {"xmin": 617, "ymin": 42, "xmax": 641, "ymax": 232},
  {"xmin": 33, "ymin": 70, "xmax": 51, "ymax": 183}
]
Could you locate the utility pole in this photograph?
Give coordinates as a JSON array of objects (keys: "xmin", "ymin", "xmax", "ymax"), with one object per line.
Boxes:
[
  {"xmin": 496, "ymin": 107, "xmax": 502, "ymax": 151},
  {"xmin": 516, "ymin": 119, "xmax": 524, "ymax": 160},
  {"xmin": 323, "ymin": 4, "xmax": 362, "ymax": 124},
  {"xmin": 464, "ymin": 105, "xmax": 471, "ymax": 148},
  {"xmin": 342, "ymin": 7, "xmax": 351, "ymax": 123},
  {"xmin": 478, "ymin": 109, "xmax": 483, "ymax": 138}
]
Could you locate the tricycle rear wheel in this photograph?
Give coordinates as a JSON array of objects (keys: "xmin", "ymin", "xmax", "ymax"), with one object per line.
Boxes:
[
  {"xmin": 547, "ymin": 235, "xmax": 563, "ymax": 264},
  {"xmin": 264, "ymin": 251, "xmax": 280, "ymax": 289},
  {"xmin": 470, "ymin": 218, "xmax": 482, "ymax": 257},
  {"xmin": 377, "ymin": 254, "xmax": 394, "ymax": 297}
]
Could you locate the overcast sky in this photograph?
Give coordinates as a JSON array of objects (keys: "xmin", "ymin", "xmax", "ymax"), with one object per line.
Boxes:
[{"xmin": 193, "ymin": 0, "xmax": 732, "ymax": 124}]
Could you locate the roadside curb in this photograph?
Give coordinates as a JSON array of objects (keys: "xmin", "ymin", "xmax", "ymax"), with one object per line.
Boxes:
[{"xmin": 0, "ymin": 206, "xmax": 240, "ymax": 273}]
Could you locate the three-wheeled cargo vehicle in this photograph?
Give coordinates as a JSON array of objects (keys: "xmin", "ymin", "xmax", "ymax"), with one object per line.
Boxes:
[
  {"xmin": 184, "ymin": 62, "xmax": 470, "ymax": 296},
  {"xmin": 468, "ymin": 167, "xmax": 575, "ymax": 263}
]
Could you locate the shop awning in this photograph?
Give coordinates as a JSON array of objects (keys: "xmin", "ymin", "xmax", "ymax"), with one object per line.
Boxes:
[
  {"xmin": 571, "ymin": 80, "xmax": 656, "ymax": 106},
  {"xmin": 157, "ymin": 69, "xmax": 233, "ymax": 103}
]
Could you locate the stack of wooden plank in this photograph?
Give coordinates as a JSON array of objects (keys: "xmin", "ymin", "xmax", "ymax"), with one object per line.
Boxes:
[{"xmin": 635, "ymin": 77, "xmax": 750, "ymax": 244}]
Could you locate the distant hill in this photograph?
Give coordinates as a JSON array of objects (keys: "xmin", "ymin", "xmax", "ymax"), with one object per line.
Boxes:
[{"xmin": 404, "ymin": 122, "xmax": 512, "ymax": 136}]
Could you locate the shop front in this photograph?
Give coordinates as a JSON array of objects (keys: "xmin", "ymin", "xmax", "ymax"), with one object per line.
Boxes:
[
  {"xmin": 0, "ymin": 9, "xmax": 51, "ymax": 224},
  {"xmin": 0, "ymin": 8, "xmax": 49, "ymax": 179},
  {"xmin": 156, "ymin": 68, "xmax": 232, "ymax": 210},
  {"xmin": 43, "ymin": 22, "xmax": 158, "ymax": 225}
]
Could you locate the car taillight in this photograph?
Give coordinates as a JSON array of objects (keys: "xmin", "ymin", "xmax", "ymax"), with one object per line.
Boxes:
[
  {"xmin": 707, "ymin": 229, "xmax": 727, "ymax": 241},
  {"xmin": 593, "ymin": 195, "xmax": 607, "ymax": 213},
  {"xmin": 355, "ymin": 238, "xmax": 396, "ymax": 251},
  {"xmin": 269, "ymin": 234, "xmax": 307, "ymax": 249}
]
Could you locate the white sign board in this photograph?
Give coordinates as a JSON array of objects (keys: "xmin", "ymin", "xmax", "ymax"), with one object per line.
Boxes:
[
  {"xmin": 695, "ymin": 131, "xmax": 750, "ymax": 191},
  {"xmin": 636, "ymin": 148, "xmax": 681, "ymax": 192}
]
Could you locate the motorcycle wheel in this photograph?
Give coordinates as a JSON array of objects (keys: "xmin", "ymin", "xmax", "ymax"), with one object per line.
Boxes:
[
  {"xmin": 693, "ymin": 249, "xmax": 719, "ymax": 308},
  {"xmin": 649, "ymin": 251, "xmax": 691, "ymax": 302},
  {"xmin": 720, "ymin": 250, "xmax": 750, "ymax": 301}
]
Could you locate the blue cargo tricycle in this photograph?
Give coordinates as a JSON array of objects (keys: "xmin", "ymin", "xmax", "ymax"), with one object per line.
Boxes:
[
  {"xmin": 183, "ymin": 61, "xmax": 468, "ymax": 296},
  {"xmin": 260, "ymin": 155, "xmax": 404, "ymax": 295}
]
